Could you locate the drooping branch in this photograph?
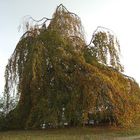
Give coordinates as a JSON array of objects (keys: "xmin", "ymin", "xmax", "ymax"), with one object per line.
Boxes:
[
  {"xmin": 86, "ymin": 26, "xmax": 123, "ymax": 72},
  {"xmin": 86, "ymin": 26, "xmax": 118, "ymax": 47},
  {"xmin": 48, "ymin": 4, "xmax": 85, "ymax": 41},
  {"xmin": 20, "ymin": 4, "xmax": 85, "ymax": 41},
  {"xmin": 55, "ymin": 4, "xmax": 79, "ymax": 18}
]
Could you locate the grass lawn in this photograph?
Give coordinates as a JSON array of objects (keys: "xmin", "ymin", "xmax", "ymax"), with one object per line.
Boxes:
[{"xmin": 0, "ymin": 126, "xmax": 140, "ymax": 140}]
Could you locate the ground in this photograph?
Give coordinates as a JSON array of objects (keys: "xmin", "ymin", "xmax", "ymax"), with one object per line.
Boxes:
[{"xmin": 0, "ymin": 126, "xmax": 140, "ymax": 140}]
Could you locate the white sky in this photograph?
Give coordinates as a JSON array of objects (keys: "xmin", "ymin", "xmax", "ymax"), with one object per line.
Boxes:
[{"xmin": 0, "ymin": 0, "xmax": 140, "ymax": 95}]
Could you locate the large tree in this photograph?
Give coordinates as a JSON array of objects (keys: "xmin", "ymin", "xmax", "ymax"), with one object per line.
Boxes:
[{"xmin": 2, "ymin": 4, "xmax": 140, "ymax": 129}]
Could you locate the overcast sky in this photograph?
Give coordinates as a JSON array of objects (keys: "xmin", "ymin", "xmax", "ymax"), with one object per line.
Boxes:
[{"xmin": 1, "ymin": 0, "xmax": 140, "ymax": 95}]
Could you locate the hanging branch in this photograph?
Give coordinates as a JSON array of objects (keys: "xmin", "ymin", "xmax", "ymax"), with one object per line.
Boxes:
[
  {"xmin": 20, "ymin": 4, "xmax": 83, "ymax": 40},
  {"xmin": 86, "ymin": 26, "xmax": 123, "ymax": 72},
  {"xmin": 55, "ymin": 4, "xmax": 79, "ymax": 17},
  {"xmin": 86, "ymin": 26, "xmax": 117, "ymax": 47}
]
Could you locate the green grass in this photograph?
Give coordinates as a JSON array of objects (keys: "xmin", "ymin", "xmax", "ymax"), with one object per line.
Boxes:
[{"xmin": 0, "ymin": 126, "xmax": 140, "ymax": 140}]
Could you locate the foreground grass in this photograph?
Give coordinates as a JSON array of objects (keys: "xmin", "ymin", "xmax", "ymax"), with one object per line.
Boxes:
[{"xmin": 0, "ymin": 126, "xmax": 140, "ymax": 140}]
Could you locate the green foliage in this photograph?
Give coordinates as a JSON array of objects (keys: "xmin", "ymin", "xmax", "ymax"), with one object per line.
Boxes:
[
  {"xmin": 90, "ymin": 28, "xmax": 124, "ymax": 72},
  {"xmin": 2, "ymin": 4, "xmax": 140, "ymax": 129},
  {"xmin": 83, "ymin": 47, "xmax": 97, "ymax": 64}
]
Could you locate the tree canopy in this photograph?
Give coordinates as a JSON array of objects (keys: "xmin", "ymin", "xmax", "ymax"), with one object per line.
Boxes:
[{"xmin": 1, "ymin": 4, "xmax": 140, "ymax": 129}]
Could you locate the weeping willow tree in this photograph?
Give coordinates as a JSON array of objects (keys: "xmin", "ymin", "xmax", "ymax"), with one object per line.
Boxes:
[{"xmin": 2, "ymin": 4, "xmax": 140, "ymax": 129}]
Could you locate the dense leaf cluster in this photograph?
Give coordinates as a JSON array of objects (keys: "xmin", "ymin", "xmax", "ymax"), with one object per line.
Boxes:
[{"xmin": 1, "ymin": 4, "xmax": 140, "ymax": 129}]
